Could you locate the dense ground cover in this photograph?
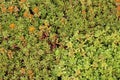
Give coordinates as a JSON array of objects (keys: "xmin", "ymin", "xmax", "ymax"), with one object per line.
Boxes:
[{"xmin": 0, "ymin": 0, "xmax": 120, "ymax": 80}]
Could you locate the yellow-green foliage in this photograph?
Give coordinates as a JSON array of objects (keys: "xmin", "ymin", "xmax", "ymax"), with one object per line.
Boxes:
[{"xmin": 0, "ymin": 0, "xmax": 120, "ymax": 80}]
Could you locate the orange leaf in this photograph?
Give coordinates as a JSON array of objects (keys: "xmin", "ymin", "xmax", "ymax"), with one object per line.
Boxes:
[
  {"xmin": 7, "ymin": 50, "xmax": 13, "ymax": 59},
  {"xmin": 20, "ymin": 68, "xmax": 25, "ymax": 74},
  {"xmin": 1, "ymin": 6, "xmax": 6, "ymax": 13},
  {"xmin": 23, "ymin": 11, "xmax": 29, "ymax": 18},
  {"xmin": 116, "ymin": 0, "xmax": 120, "ymax": 3},
  {"xmin": 33, "ymin": 7, "xmax": 39, "ymax": 14},
  {"xmin": 117, "ymin": 6, "xmax": 120, "ymax": 11},
  {"xmin": 28, "ymin": 26, "xmax": 35, "ymax": 33},
  {"xmin": 27, "ymin": 70, "xmax": 34, "ymax": 79},
  {"xmin": 82, "ymin": 10, "xmax": 86, "ymax": 15},
  {"xmin": 20, "ymin": 0, "xmax": 27, "ymax": 3},
  {"xmin": 9, "ymin": 23, "xmax": 16, "ymax": 29},
  {"xmin": 28, "ymin": 14, "xmax": 33, "ymax": 19},
  {"xmin": 8, "ymin": 6, "xmax": 14, "ymax": 13}
]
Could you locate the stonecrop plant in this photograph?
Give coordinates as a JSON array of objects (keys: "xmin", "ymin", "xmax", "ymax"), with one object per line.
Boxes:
[{"xmin": 0, "ymin": 0, "xmax": 120, "ymax": 80}]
